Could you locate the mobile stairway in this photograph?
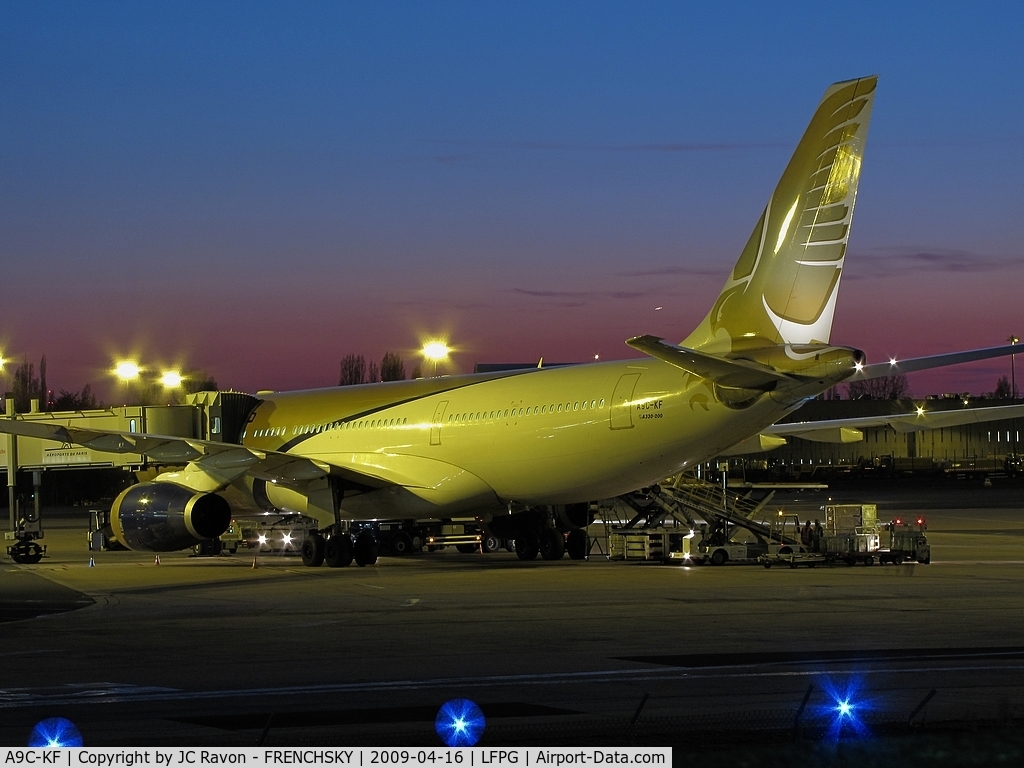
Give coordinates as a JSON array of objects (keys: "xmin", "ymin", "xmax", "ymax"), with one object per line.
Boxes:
[{"xmin": 602, "ymin": 472, "xmax": 802, "ymax": 564}]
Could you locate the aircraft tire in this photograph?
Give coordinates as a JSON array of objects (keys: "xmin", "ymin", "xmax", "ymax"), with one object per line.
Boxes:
[
  {"xmin": 301, "ymin": 533, "xmax": 326, "ymax": 567},
  {"xmin": 354, "ymin": 532, "xmax": 379, "ymax": 567},
  {"xmin": 9, "ymin": 542, "xmax": 43, "ymax": 565},
  {"xmin": 391, "ymin": 531, "xmax": 414, "ymax": 556},
  {"xmin": 515, "ymin": 531, "xmax": 540, "ymax": 561},
  {"xmin": 566, "ymin": 529, "xmax": 588, "ymax": 560},
  {"xmin": 481, "ymin": 535, "xmax": 501, "ymax": 554},
  {"xmin": 324, "ymin": 534, "xmax": 353, "ymax": 568},
  {"xmin": 539, "ymin": 528, "xmax": 565, "ymax": 561}
]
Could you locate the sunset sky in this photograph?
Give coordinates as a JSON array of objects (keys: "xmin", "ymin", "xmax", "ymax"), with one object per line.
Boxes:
[{"xmin": 2, "ymin": 2, "xmax": 1022, "ymax": 402}]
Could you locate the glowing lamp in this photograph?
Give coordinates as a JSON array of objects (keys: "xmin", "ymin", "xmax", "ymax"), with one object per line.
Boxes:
[
  {"xmin": 28, "ymin": 718, "xmax": 83, "ymax": 747},
  {"xmin": 114, "ymin": 361, "xmax": 141, "ymax": 381},
  {"xmin": 422, "ymin": 341, "xmax": 450, "ymax": 361},
  {"xmin": 161, "ymin": 371, "xmax": 183, "ymax": 388},
  {"xmin": 435, "ymin": 698, "xmax": 485, "ymax": 747}
]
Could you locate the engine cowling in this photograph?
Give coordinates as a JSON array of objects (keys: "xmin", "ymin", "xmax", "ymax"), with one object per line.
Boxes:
[{"xmin": 110, "ymin": 482, "xmax": 232, "ymax": 552}]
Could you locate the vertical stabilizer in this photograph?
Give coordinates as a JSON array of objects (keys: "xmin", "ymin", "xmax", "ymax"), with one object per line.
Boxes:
[{"xmin": 683, "ymin": 76, "xmax": 876, "ymax": 353}]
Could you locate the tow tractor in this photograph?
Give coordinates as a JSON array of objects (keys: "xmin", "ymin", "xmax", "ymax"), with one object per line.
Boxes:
[
  {"xmin": 5, "ymin": 483, "xmax": 47, "ymax": 564},
  {"xmin": 877, "ymin": 517, "xmax": 931, "ymax": 564}
]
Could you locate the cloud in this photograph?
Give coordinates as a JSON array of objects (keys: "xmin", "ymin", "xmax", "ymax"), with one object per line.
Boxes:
[{"xmin": 846, "ymin": 248, "xmax": 1024, "ymax": 279}]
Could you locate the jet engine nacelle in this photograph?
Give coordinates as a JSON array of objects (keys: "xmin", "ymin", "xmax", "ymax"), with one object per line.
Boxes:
[{"xmin": 110, "ymin": 482, "xmax": 232, "ymax": 552}]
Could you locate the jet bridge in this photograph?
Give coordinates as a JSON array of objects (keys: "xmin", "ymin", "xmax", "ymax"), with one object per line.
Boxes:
[{"xmin": 3, "ymin": 391, "xmax": 257, "ymax": 563}]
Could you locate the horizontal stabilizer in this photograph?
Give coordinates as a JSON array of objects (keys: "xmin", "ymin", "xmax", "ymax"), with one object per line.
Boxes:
[
  {"xmin": 626, "ymin": 335, "xmax": 793, "ymax": 390},
  {"xmin": 852, "ymin": 344, "xmax": 1021, "ymax": 380}
]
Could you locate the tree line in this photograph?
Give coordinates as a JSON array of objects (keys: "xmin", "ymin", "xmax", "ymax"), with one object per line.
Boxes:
[
  {"xmin": 2, "ymin": 355, "xmax": 218, "ymax": 413},
  {"xmin": 339, "ymin": 352, "xmax": 422, "ymax": 386}
]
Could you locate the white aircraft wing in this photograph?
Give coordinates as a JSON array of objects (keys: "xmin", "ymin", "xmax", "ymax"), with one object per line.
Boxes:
[
  {"xmin": 0, "ymin": 418, "xmax": 389, "ymax": 491},
  {"xmin": 764, "ymin": 402, "xmax": 1024, "ymax": 442},
  {"xmin": 852, "ymin": 344, "xmax": 1020, "ymax": 380}
]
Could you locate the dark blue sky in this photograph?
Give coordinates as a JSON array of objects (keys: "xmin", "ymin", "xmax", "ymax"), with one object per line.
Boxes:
[{"xmin": 2, "ymin": 1, "xmax": 1022, "ymax": 399}]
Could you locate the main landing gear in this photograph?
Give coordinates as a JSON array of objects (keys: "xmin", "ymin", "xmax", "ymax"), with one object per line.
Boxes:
[{"xmin": 300, "ymin": 529, "xmax": 377, "ymax": 568}]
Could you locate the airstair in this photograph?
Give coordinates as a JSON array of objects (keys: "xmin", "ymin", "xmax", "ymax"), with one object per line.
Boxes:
[{"xmin": 599, "ymin": 471, "xmax": 802, "ymax": 562}]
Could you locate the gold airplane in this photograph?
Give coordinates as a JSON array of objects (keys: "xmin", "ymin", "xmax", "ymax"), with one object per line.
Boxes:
[{"xmin": 3, "ymin": 76, "xmax": 1021, "ymax": 566}]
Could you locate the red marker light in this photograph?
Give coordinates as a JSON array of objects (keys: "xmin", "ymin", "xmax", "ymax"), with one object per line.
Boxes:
[
  {"xmin": 895, "ymin": 518, "xmax": 902, "ymax": 525},
  {"xmin": 917, "ymin": 518, "xmax": 924, "ymax": 525}
]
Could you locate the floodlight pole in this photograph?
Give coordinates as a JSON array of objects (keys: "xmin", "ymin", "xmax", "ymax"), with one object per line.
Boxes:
[
  {"xmin": 1010, "ymin": 336, "xmax": 1019, "ymax": 459},
  {"xmin": 1009, "ymin": 336, "xmax": 1018, "ymax": 401},
  {"xmin": 5, "ymin": 396, "xmax": 15, "ymax": 532}
]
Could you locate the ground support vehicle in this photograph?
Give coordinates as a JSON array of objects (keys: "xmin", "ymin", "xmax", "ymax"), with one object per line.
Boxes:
[
  {"xmin": 356, "ymin": 518, "xmax": 511, "ymax": 556},
  {"xmin": 607, "ymin": 525, "xmax": 693, "ymax": 562},
  {"xmin": 757, "ymin": 513, "xmax": 822, "ymax": 568},
  {"xmin": 601, "ymin": 473, "xmax": 793, "ymax": 565},
  {"xmin": 760, "ymin": 549, "xmax": 826, "ymax": 569},
  {"xmin": 821, "ymin": 504, "xmax": 881, "ymax": 566},
  {"xmin": 876, "ymin": 518, "xmax": 931, "ymax": 564}
]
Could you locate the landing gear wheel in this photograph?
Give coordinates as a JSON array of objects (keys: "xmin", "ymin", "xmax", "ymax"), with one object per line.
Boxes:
[
  {"xmin": 456, "ymin": 543, "xmax": 478, "ymax": 554},
  {"xmin": 566, "ymin": 529, "xmax": 588, "ymax": 560},
  {"xmin": 354, "ymin": 532, "xmax": 378, "ymax": 567},
  {"xmin": 710, "ymin": 548, "xmax": 728, "ymax": 566},
  {"xmin": 391, "ymin": 531, "xmax": 414, "ymax": 556},
  {"xmin": 504, "ymin": 539, "xmax": 515, "ymax": 552},
  {"xmin": 324, "ymin": 534, "xmax": 353, "ymax": 568},
  {"xmin": 515, "ymin": 531, "xmax": 540, "ymax": 561},
  {"xmin": 301, "ymin": 533, "xmax": 326, "ymax": 567},
  {"xmin": 481, "ymin": 535, "xmax": 501, "ymax": 554},
  {"xmin": 539, "ymin": 529, "xmax": 565, "ymax": 561},
  {"xmin": 9, "ymin": 541, "xmax": 44, "ymax": 565}
]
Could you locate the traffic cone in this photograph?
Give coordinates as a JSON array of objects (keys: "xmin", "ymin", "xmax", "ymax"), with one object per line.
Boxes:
[
  {"xmin": 88, "ymin": 557, "xmax": 95, "ymax": 567},
  {"xmin": 251, "ymin": 553, "xmax": 259, "ymax": 569},
  {"xmin": 154, "ymin": 554, "xmax": 161, "ymax": 565}
]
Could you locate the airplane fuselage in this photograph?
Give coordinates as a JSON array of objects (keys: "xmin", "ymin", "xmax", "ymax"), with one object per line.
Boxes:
[{"xmin": 239, "ymin": 358, "xmax": 803, "ymax": 522}]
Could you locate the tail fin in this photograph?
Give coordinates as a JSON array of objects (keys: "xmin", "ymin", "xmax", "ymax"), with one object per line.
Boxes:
[{"xmin": 683, "ymin": 76, "xmax": 877, "ymax": 353}]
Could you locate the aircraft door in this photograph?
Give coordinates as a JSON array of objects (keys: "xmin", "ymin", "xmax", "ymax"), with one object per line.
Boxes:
[
  {"xmin": 430, "ymin": 400, "xmax": 449, "ymax": 446},
  {"xmin": 610, "ymin": 373, "xmax": 640, "ymax": 430}
]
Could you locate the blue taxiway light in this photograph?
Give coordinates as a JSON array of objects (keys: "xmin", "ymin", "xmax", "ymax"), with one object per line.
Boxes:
[
  {"xmin": 435, "ymin": 699, "xmax": 486, "ymax": 747},
  {"xmin": 28, "ymin": 718, "xmax": 83, "ymax": 747}
]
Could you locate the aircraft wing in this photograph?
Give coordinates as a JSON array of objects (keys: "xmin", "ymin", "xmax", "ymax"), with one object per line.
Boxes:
[
  {"xmin": 851, "ymin": 344, "xmax": 1021, "ymax": 380},
  {"xmin": 0, "ymin": 418, "xmax": 389, "ymax": 491},
  {"xmin": 764, "ymin": 402, "xmax": 1024, "ymax": 441}
]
